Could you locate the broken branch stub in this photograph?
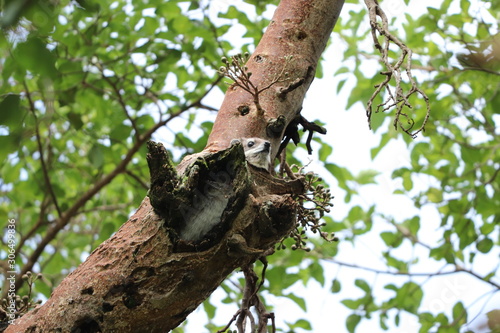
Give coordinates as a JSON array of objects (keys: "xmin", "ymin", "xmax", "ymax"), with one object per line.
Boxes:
[{"xmin": 146, "ymin": 141, "xmax": 306, "ymax": 251}]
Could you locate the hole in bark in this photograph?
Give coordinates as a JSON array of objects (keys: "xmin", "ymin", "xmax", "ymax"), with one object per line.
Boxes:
[
  {"xmin": 81, "ymin": 287, "xmax": 94, "ymax": 295},
  {"xmin": 123, "ymin": 292, "xmax": 142, "ymax": 309},
  {"xmin": 254, "ymin": 54, "xmax": 264, "ymax": 63},
  {"xmin": 122, "ymin": 283, "xmax": 143, "ymax": 309},
  {"xmin": 296, "ymin": 30, "xmax": 307, "ymax": 40},
  {"xmin": 71, "ymin": 317, "xmax": 101, "ymax": 333},
  {"xmin": 105, "ymin": 282, "xmax": 143, "ymax": 309},
  {"xmin": 238, "ymin": 105, "xmax": 250, "ymax": 116},
  {"xmin": 107, "ymin": 284, "xmax": 124, "ymax": 296},
  {"xmin": 102, "ymin": 302, "xmax": 114, "ymax": 313}
]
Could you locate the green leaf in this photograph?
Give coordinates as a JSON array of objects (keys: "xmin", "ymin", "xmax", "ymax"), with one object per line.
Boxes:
[
  {"xmin": 397, "ymin": 282, "xmax": 423, "ymax": 313},
  {"xmin": 402, "ymin": 172, "xmax": 413, "ymax": 191},
  {"xmin": 110, "ymin": 123, "xmax": 132, "ymax": 141},
  {"xmin": 337, "ymin": 78, "xmax": 347, "ymax": 93},
  {"xmin": 369, "ymin": 110, "xmax": 389, "ymax": 132},
  {"xmin": 334, "ymin": 66, "xmax": 350, "ymax": 75},
  {"xmin": 331, "ymin": 279, "xmax": 341, "ymax": 293},
  {"xmin": 430, "ymin": 242, "xmax": 455, "ymax": 263},
  {"xmin": 317, "ymin": 141, "xmax": 333, "ymax": 161},
  {"xmin": 0, "ymin": 94, "xmax": 22, "ymax": 127},
  {"xmin": 88, "ymin": 145, "xmax": 104, "ymax": 168},
  {"xmin": 308, "ymin": 261, "xmax": 325, "ymax": 286},
  {"xmin": 355, "ymin": 169, "xmax": 380, "ymax": 185},
  {"xmin": 1, "ymin": 161, "xmax": 21, "ymax": 183},
  {"xmin": 325, "ymin": 163, "xmax": 355, "ymax": 198},
  {"xmin": 354, "ymin": 279, "xmax": 371, "ymax": 293},
  {"xmin": 266, "ymin": 266, "xmax": 300, "ymax": 294},
  {"xmin": 408, "ymin": 216, "xmax": 420, "ymax": 236},
  {"xmin": 287, "ymin": 319, "xmax": 312, "ymax": 330},
  {"xmin": 380, "ymin": 232, "xmax": 398, "ymax": 247},
  {"xmin": 370, "ymin": 130, "xmax": 394, "ymax": 159},
  {"xmin": 0, "ymin": 133, "xmax": 19, "ymax": 163},
  {"xmin": 346, "ymin": 76, "xmax": 373, "ymax": 110},
  {"xmin": 479, "ymin": 222, "xmax": 495, "ymax": 235},
  {"xmin": 100, "ymin": 222, "xmax": 116, "ymax": 240},
  {"xmin": 427, "ymin": 187, "xmax": 443, "ymax": 203},
  {"xmin": 392, "ymin": 167, "xmax": 414, "ymax": 191},
  {"xmin": 287, "ymin": 293, "xmax": 307, "ymax": 311},
  {"xmin": 476, "ymin": 237, "xmax": 493, "ymax": 253},
  {"xmin": 0, "ymin": 0, "xmax": 26, "ymax": 28},
  {"xmin": 456, "ymin": 218, "xmax": 478, "ymax": 250},
  {"xmin": 67, "ymin": 112, "xmax": 84, "ymax": 130},
  {"xmin": 342, "ymin": 299, "xmax": 361, "ymax": 310},
  {"xmin": 202, "ymin": 300, "xmax": 216, "ymax": 319},
  {"xmin": 452, "ymin": 301, "xmax": 467, "ymax": 325},
  {"xmin": 346, "ymin": 314, "xmax": 361, "ymax": 333},
  {"xmin": 316, "ymin": 61, "xmax": 324, "ymax": 78},
  {"xmin": 75, "ymin": 0, "xmax": 101, "ymax": 12},
  {"xmin": 384, "ymin": 254, "xmax": 408, "ymax": 272},
  {"xmin": 14, "ymin": 37, "xmax": 58, "ymax": 79}
]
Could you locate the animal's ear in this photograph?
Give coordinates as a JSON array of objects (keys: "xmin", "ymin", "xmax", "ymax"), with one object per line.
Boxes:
[{"xmin": 230, "ymin": 139, "xmax": 241, "ymax": 146}]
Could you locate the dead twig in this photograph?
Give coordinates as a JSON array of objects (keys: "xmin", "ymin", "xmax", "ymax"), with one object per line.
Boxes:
[
  {"xmin": 276, "ymin": 113, "xmax": 327, "ymax": 158},
  {"xmin": 364, "ymin": 0, "xmax": 431, "ymax": 138},
  {"xmin": 218, "ymin": 53, "xmax": 292, "ymax": 116},
  {"xmin": 219, "ymin": 257, "xmax": 275, "ymax": 333}
]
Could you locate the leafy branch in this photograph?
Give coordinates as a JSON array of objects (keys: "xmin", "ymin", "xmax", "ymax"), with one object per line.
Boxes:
[{"xmin": 13, "ymin": 73, "xmax": 223, "ymax": 292}]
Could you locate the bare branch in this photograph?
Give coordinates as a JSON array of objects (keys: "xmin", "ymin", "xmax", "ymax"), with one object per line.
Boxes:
[
  {"xmin": 125, "ymin": 170, "xmax": 149, "ymax": 190},
  {"xmin": 97, "ymin": 64, "xmax": 142, "ymax": 142},
  {"xmin": 218, "ymin": 54, "xmax": 292, "ymax": 116},
  {"xmin": 364, "ymin": 0, "xmax": 431, "ymax": 138},
  {"xmin": 22, "ymin": 81, "xmax": 62, "ymax": 218},
  {"xmin": 326, "ymin": 259, "xmax": 500, "ymax": 289}
]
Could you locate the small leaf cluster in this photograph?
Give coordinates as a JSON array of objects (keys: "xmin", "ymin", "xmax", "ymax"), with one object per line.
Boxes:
[
  {"xmin": 218, "ymin": 53, "xmax": 253, "ymax": 86},
  {"xmin": 0, "ymin": 272, "xmax": 43, "ymax": 323},
  {"xmin": 217, "ymin": 53, "xmax": 292, "ymax": 114},
  {"xmin": 278, "ymin": 171, "xmax": 337, "ymax": 251}
]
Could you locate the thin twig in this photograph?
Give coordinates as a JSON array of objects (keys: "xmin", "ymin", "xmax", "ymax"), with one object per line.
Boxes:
[
  {"xmin": 23, "ymin": 81, "xmax": 62, "ymax": 218},
  {"xmin": 363, "ymin": 0, "xmax": 431, "ymax": 138},
  {"xmin": 99, "ymin": 69, "xmax": 142, "ymax": 142},
  {"xmin": 327, "ymin": 259, "xmax": 500, "ymax": 289}
]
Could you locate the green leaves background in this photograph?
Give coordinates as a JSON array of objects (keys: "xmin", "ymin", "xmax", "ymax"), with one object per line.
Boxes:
[{"xmin": 1, "ymin": 0, "xmax": 499, "ymax": 332}]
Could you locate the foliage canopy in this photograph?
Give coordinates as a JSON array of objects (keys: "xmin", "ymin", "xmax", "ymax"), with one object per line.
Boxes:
[{"xmin": 1, "ymin": 0, "xmax": 499, "ymax": 332}]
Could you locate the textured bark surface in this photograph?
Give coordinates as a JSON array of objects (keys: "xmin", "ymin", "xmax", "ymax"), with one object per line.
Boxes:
[
  {"xmin": 8, "ymin": 192, "xmax": 296, "ymax": 332},
  {"xmin": 6, "ymin": 0, "xmax": 344, "ymax": 331}
]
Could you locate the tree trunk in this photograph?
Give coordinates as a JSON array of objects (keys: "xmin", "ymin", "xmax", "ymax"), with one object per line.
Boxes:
[{"xmin": 6, "ymin": 0, "xmax": 344, "ymax": 331}]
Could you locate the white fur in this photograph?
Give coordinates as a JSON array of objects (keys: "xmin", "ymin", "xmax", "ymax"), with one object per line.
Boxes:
[{"xmin": 241, "ymin": 138, "xmax": 271, "ymax": 170}]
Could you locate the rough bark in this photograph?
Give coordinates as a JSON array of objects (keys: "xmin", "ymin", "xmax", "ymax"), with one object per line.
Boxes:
[{"xmin": 6, "ymin": 0, "xmax": 344, "ymax": 331}]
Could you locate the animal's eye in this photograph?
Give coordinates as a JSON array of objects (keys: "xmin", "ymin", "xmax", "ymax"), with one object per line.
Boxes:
[{"xmin": 247, "ymin": 140, "xmax": 255, "ymax": 147}]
